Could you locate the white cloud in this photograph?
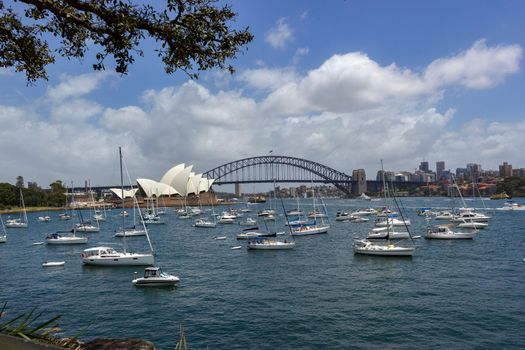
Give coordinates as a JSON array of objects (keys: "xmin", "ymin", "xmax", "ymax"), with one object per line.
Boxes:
[
  {"xmin": 424, "ymin": 39, "xmax": 522, "ymax": 89},
  {"xmin": 47, "ymin": 72, "xmax": 111, "ymax": 101},
  {"xmin": 265, "ymin": 18, "xmax": 293, "ymax": 49},
  {"xmin": 237, "ymin": 67, "xmax": 299, "ymax": 91},
  {"xmin": 293, "ymin": 47, "xmax": 309, "ymax": 64}
]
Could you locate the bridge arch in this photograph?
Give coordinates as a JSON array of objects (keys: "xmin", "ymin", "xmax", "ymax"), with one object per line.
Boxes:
[{"xmin": 203, "ymin": 155, "xmax": 353, "ymax": 195}]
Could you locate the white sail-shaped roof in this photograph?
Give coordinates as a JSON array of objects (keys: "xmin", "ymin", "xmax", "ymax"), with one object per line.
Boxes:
[
  {"xmin": 110, "ymin": 188, "xmax": 138, "ymax": 199},
  {"xmin": 187, "ymin": 173, "xmax": 202, "ymax": 195},
  {"xmin": 198, "ymin": 178, "xmax": 215, "ymax": 193},
  {"xmin": 160, "ymin": 163, "xmax": 185, "ymax": 186},
  {"xmin": 170, "ymin": 165, "xmax": 193, "ymax": 196},
  {"xmin": 137, "ymin": 178, "xmax": 178, "ymax": 198}
]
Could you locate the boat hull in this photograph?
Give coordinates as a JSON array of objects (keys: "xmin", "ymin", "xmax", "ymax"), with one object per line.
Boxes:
[
  {"xmin": 46, "ymin": 237, "xmax": 88, "ymax": 244},
  {"xmin": 82, "ymin": 253, "xmax": 154, "ymax": 266}
]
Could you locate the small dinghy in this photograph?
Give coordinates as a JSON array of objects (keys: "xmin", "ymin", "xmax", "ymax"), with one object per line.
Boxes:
[
  {"xmin": 42, "ymin": 261, "xmax": 65, "ymax": 267},
  {"xmin": 231, "ymin": 246, "xmax": 242, "ymax": 250},
  {"xmin": 132, "ymin": 267, "xmax": 179, "ymax": 287},
  {"xmin": 214, "ymin": 236, "xmax": 227, "ymax": 240}
]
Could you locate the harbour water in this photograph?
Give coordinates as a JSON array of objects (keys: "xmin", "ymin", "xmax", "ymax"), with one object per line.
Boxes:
[{"xmin": 1, "ymin": 197, "xmax": 524, "ymax": 349}]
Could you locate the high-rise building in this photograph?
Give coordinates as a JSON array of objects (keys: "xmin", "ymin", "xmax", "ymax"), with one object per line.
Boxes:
[
  {"xmin": 436, "ymin": 161, "xmax": 445, "ymax": 180},
  {"xmin": 466, "ymin": 163, "xmax": 482, "ymax": 179},
  {"xmin": 499, "ymin": 162, "xmax": 513, "ymax": 178},
  {"xmin": 419, "ymin": 161, "xmax": 429, "ymax": 173},
  {"xmin": 352, "ymin": 169, "xmax": 367, "ymax": 195}
]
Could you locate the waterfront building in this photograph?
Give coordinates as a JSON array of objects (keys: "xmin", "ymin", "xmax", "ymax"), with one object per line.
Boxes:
[
  {"xmin": 499, "ymin": 162, "xmax": 513, "ymax": 178},
  {"xmin": 436, "ymin": 161, "xmax": 445, "ymax": 180}
]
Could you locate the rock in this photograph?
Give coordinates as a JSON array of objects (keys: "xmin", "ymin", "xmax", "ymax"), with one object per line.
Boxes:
[{"xmin": 82, "ymin": 338, "xmax": 155, "ymax": 350}]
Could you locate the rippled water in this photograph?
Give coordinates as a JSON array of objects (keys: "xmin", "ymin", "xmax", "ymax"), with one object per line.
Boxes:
[{"xmin": 1, "ymin": 198, "xmax": 524, "ymax": 349}]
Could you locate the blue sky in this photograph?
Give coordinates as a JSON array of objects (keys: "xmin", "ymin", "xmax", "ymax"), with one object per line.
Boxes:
[{"xmin": 1, "ymin": 0, "xmax": 524, "ymax": 187}]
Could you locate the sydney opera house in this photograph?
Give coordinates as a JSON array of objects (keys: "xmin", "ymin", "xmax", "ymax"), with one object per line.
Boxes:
[{"xmin": 110, "ymin": 163, "xmax": 216, "ymax": 207}]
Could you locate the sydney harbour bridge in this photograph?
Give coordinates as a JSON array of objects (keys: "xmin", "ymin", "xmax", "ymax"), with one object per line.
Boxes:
[{"xmin": 202, "ymin": 155, "xmax": 421, "ymax": 196}]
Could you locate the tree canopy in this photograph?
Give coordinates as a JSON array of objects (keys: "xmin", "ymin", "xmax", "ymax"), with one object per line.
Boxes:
[{"xmin": 0, "ymin": 0, "xmax": 253, "ymax": 83}]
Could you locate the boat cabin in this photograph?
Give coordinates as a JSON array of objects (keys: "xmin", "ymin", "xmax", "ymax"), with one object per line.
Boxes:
[
  {"xmin": 82, "ymin": 247, "xmax": 118, "ymax": 257},
  {"xmin": 143, "ymin": 267, "xmax": 162, "ymax": 278}
]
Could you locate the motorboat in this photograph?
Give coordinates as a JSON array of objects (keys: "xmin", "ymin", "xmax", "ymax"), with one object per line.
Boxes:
[
  {"xmin": 457, "ymin": 221, "xmax": 488, "ymax": 229},
  {"xmin": 366, "ymin": 228, "xmax": 410, "ymax": 240},
  {"xmin": 239, "ymin": 217, "xmax": 257, "ymax": 226},
  {"xmin": 434, "ymin": 211, "xmax": 454, "ymax": 220},
  {"xmin": 45, "ymin": 231, "xmax": 88, "ymax": 244},
  {"xmin": 257, "ymin": 209, "xmax": 275, "ymax": 217},
  {"xmin": 452, "ymin": 211, "xmax": 490, "ymax": 223},
  {"xmin": 375, "ymin": 215, "xmax": 411, "ymax": 227},
  {"xmin": 37, "ymin": 216, "xmax": 52, "ymax": 222},
  {"xmin": 496, "ymin": 201, "xmax": 525, "ymax": 211},
  {"xmin": 263, "ymin": 214, "xmax": 276, "ymax": 221},
  {"xmin": 114, "ymin": 226, "xmax": 147, "ymax": 237},
  {"xmin": 142, "ymin": 214, "xmax": 165, "ymax": 224},
  {"xmin": 75, "ymin": 221, "xmax": 100, "ymax": 232},
  {"xmin": 247, "ymin": 238, "xmax": 295, "ymax": 250},
  {"xmin": 335, "ymin": 211, "xmax": 353, "ymax": 221},
  {"xmin": 425, "ymin": 225, "xmax": 476, "ymax": 239},
  {"xmin": 58, "ymin": 213, "xmax": 71, "ymax": 220},
  {"xmin": 132, "ymin": 267, "xmax": 179, "ymax": 287},
  {"xmin": 416, "ymin": 208, "xmax": 433, "ymax": 216},
  {"xmin": 286, "ymin": 209, "xmax": 303, "ymax": 216},
  {"xmin": 81, "ymin": 246, "xmax": 154, "ymax": 266},
  {"xmin": 353, "ymin": 239, "xmax": 414, "ymax": 256},
  {"xmin": 351, "ymin": 208, "xmax": 376, "ymax": 216},
  {"xmin": 218, "ymin": 212, "xmax": 236, "ymax": 224},
  {"xmin": 42, "ymin": 261, "xmax": 65, "ymax": 267},
  {"xmin": 193, "ymin": 218, "xmax": 217, "ymax": 228}
]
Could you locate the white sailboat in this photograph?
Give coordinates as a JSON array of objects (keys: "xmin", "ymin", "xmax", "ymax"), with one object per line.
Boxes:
[
  {"xmin": 45, "ymin": 229, "xmax": 88, "ymax": 244},
  {"xmin": 81, "ymin": 147, "xmax": 154, "ymax": 266},
  {"xmin": 291, "ymin": 187, "xmax": 330, "ymax": 236},
  {"xmin": 5, "ymin": 188, "xmax": 28, "ymax": 228},
  {"xmin": 353, "ymin": 160, "xmax": 415, "ymax": 257}
]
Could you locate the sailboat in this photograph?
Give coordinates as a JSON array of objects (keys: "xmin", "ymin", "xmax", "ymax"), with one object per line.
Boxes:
[
  {"xmin": 247, "ymin": 183, "xmax": 295, "ymax": 250},
  {"xmin": 0, "ymin": 215, "xmax": 7, "ymax": 243},
  {"xmin": 353, "ymin": 161, "xmax": 415, "ymax": 257},
  {"xmin": 45, "ymin": 228, "xmax": 88, "ymax": 244},
  {"xmin": 5, "ymin": 188, "xmax": 28, "ymax": 228},
  {"xmin": 291, "ymin": 187, "xmax": 330, "ymax": 236},
  {"xmin": 193, "ymin": 198, "xmax": 217, "ymax": 228},
  {"xmin": 81, "ymin": 147, "xmax": 154, "ymax": 266}
]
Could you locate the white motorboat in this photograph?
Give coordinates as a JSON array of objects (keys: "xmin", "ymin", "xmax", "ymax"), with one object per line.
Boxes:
[
  {"xmin": 239, "ymin": 217, "xmax": 257, "ymax": 226},
  {"xmin": 247, "ymin": 238, "xmax": 295, "ymax": 250},
  {"xmin": 353, "ymin": 239, "xmax": 415, "ymax": 256},
  {"xmin": 45, "ymin": 231, "xmax": 87, "ymax": 244},
  {"xmin": 496, "ymin": 201, "xmax": 525, "ymax": 211},
  {"xmin": 425, "ymin": 225, "xmax": 476, "ymax": 239},
  {"xmin": 335, "ymin": 211, "xmax": 353, "ymax": 221},
  {"xmin": 351, "ymin": 208, "xmax": 376, "ymax": 216},
  {"xmin": 291, "ymin": 224, "xmax": 330, "ymax": 236},
  {"xmin": 193, "ymin": 218, "xmax": 217, "ymax": 228},
  {"xmin": 434, "ymin": 211, "xmax": 454, "ymax": 220},
  {"xmin": 457, "ymin": 221, "xmax": 488, "ymax": 229},
  {"xmin": 452, "ymin": 211, "xmax": 490, "ymax": 223},
  {"xmin": 42, "ymin": 261, "xmax": 65, "ymax": 267},
  {"xmin": 257, "ymin": 209, "xmax": 275, "ymax": 217},
  {"xmin": 58, "ymin": 213, "xmax": 71, "ymax": 220},
  {"xmin": 132, "ymin": 267, "xmax": 179, "ymax": 287},
  {"xmin": 375, "ymin": 216, "xmax": 411, "ymax": 227},
  {"xmin": 74, "ymin": 222, "xmax": 100, "ymax": 232},
  {"xmin": 217, "ymin": 214, "xmax": 236, "ymax": 224},
  {"xmin": 142, "ymin": 213, "xmax": 165, "ymax": 224},
  {"xmin": 37, "ymin": 216, "xmax": 52, "ymax": 222},
  {"xmin": 366, "ymin": 229, "xmax": 410, "ymax": 240}
]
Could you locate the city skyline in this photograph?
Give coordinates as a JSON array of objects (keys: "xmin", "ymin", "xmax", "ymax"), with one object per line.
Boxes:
[{"xmin": 1, "ymin": 1, "xmax": 525, "ymax": 187}]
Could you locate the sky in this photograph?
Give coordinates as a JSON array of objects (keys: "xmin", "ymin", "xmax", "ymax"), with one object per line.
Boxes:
[{"xmin": 1, "ymin": 0, "xmax": 524, "ymax": 188}]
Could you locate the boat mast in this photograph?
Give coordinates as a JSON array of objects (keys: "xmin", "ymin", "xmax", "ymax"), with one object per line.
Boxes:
[
  {"xmin": 119, "ymin": 147, "xmax": 128, "ymax": 254},
  {"xmin": 380, "ymin": 160, "xmax": 390, "ymax": 241}
]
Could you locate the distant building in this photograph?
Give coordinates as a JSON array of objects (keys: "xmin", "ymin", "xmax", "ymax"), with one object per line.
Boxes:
[
  {"xmin": 352, "ymin": 169, "xmax": 367, "ymax": 195},
  {"xmin": 466, "ymin": 163, "xmax": 482, "ymax": 179},
  {"xmin": 419, "ymin": 161, "xmax": 430, "ymax": 173},
  {"xmin": 512, "ymin": 168, "xmax": 525, "ymax": 177},
  {"xmin": 376, "ymin": 170, "xmax": 395, "ymax": 182},
  {"xmin": 499, "ymin": 162, "xmax": 513, "ymax": 177},
  {"xmin": 436, "ymin": 161, "xmax": 445, "ymax": 179}
]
